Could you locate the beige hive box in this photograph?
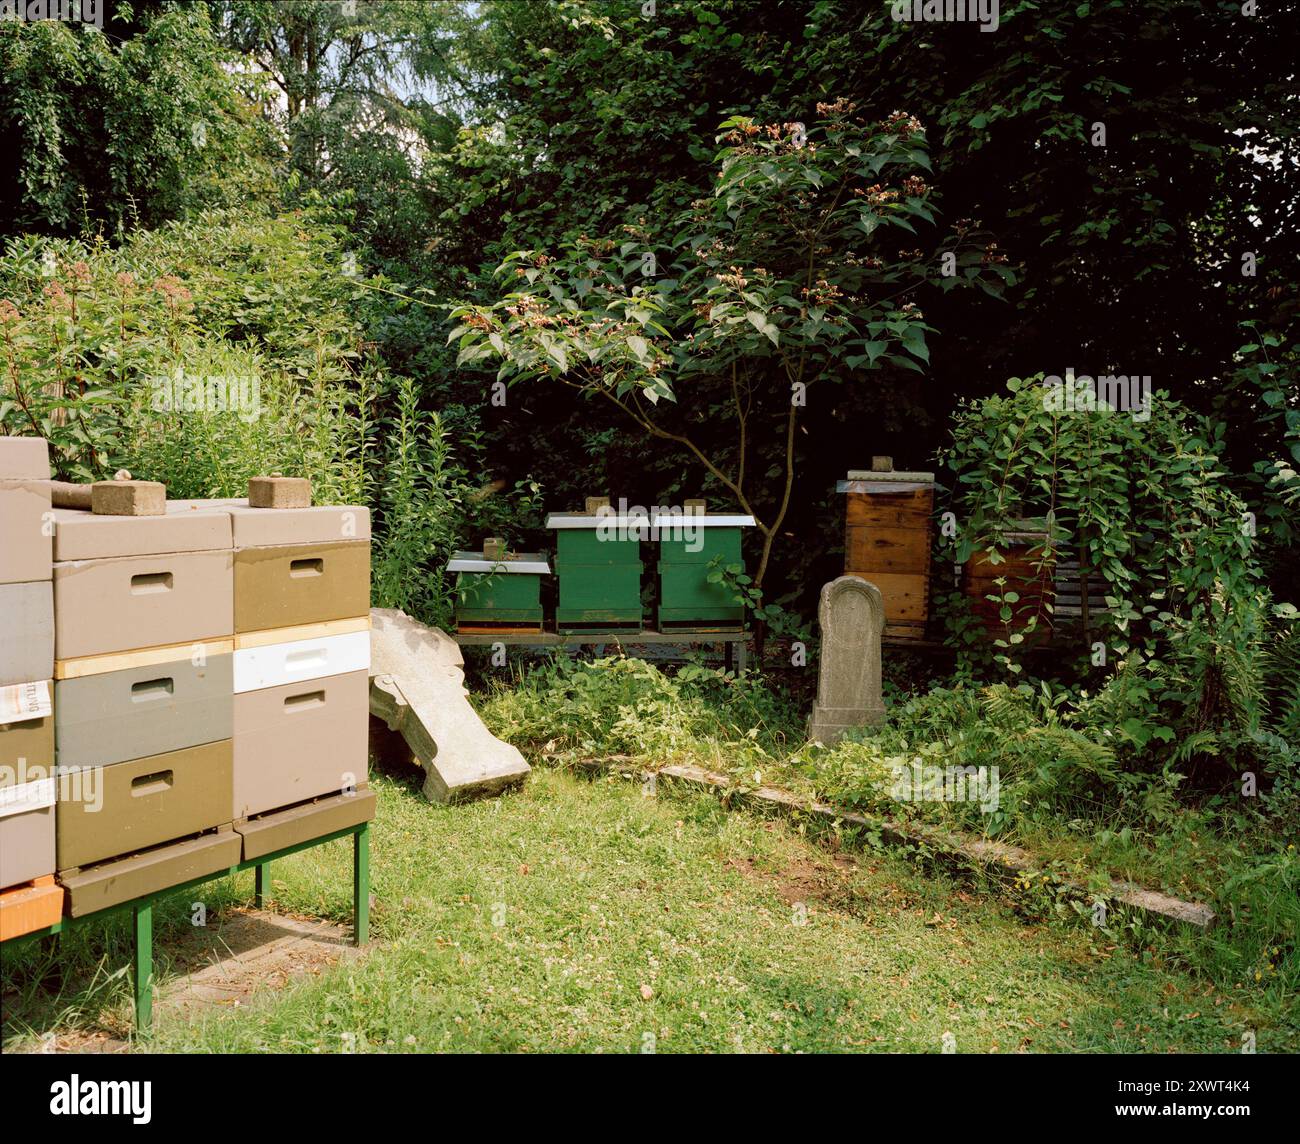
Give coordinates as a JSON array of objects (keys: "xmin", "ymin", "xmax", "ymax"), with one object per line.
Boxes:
[
  {"xmin": 232, "ymin": 669, "xmax": 369, "ymax": 819},
  {"xmin": 51, "ymin": 506, "xmax": 233, "ymax": 661},
  {"xmin": 0, "ymin": 479, "xmax": 53, "ymax": 584},
  {"xmin": 0, "ymin": 436, "xmax": 51, "ymax": 481},
  {"xmin": 56, "ymin": 738, "xmax": 234, "ymax": 871},
  {"xmin": 0, "ymin": 437, "xmax": 52, "ymax": 584},
  {"xmin": 0, "ymin": 777, "xmax": 55, "ymax": 888}
]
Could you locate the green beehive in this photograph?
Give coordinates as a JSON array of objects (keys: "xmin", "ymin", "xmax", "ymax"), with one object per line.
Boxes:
[
  {"xmin": 652, "ymin": 508, "xmax": 755, "ymax": 630},
  {"xmin": 547, "ymin": 505, "xmax": 644, "ymax": 632},
  {"xmin": 448, "ymin": 547, "xmax": 550, "ymax": 630}
]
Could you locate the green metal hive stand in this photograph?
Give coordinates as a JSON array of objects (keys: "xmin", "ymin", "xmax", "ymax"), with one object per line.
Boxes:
[
  {"xmin": 449, "ymin": 550, "xmax": 551, "ymax": 631},
  {"xmin": 546, "ymin": 511, "xmax": 645, "ymax": 633},
  {"xmin": 652, "ymin": 510, "xmax": 755, "ymax": 630}
]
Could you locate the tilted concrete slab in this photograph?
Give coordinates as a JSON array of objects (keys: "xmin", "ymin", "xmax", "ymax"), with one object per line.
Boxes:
[{"xmin": 367, "ymin": 608, "xmax": 530, "ymax": 803}]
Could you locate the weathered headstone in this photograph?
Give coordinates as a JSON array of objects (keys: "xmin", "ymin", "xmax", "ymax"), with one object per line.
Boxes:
[
  {"xmin": 367, "ymin": 608, "xmax": 530, "ymax": 803},
  {"xmin": 808, "ymin": 575, "xmax": 885, "ymax": 744}
]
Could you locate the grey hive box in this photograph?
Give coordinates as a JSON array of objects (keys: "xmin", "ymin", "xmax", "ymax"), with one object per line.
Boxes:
[
  {"xmin": 56, "ymin": 738, "xmax": 234, "ymax": 871},
  {"xmin": 232, "ymin": 668, "xmax": 369, "ymax": 818},
  {"xmin": 55, "ymin": 653, "xmax": 233, "ymax": 769},
  {"xmin": 0, "ymin": 581, "xmax": 54, "ymax": 686}
]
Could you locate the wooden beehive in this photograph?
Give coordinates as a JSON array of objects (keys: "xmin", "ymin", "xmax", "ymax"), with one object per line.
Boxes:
[
  {"xmin": 447, "ymin": 549, "xmax": 550, "ymax": 633},
  {"xmin": 963, "ymin": 521, "xmax": 1056, "ymax": 643},
  {"xmin": 652, "ymin": 508, "xmax": 755, "ymax": 631},
  {"xmin": 546, "ymin": 506, "xmax": 644, "ymax": 633},
  {"xmin": 839, "ymin": 461, "xmax": 934, "ymax": 641}
]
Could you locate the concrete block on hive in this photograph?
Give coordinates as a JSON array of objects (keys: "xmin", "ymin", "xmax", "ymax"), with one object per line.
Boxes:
[
  {"xmin": 248, "ymin": 474, "xmax": 312, "ymax": 509},
  {"xmin": 584, "ymin": 496, "xmax": 610, "ymax": 515},
  {"xmin": 91, "ymin": 471, "xmax": 165, "ymax": 517}
]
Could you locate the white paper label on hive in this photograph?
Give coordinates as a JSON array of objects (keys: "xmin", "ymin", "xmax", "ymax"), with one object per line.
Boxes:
[{"xmin": 0, "ymin": 679, "xmax": 52, "ymax": 724}]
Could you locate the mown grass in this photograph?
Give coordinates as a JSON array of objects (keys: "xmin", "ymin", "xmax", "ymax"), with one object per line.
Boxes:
[
  {"xmin": 2, "ymin": 767, "xmax": 1292, "ymax": 1053},
  {"xmin": 476, "ymin": 655, "xmax": 1300, "ymax": 1009}
]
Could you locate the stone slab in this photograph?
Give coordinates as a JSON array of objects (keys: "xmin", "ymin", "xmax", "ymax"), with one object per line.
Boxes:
[{"xmin": 368, "ymin": 607, "xmax": 530, "ymax": 803}]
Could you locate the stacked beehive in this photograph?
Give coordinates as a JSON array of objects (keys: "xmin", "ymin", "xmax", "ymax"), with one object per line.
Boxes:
[
  {"xmin": 0, "ymin": 453, "xmax": 375, "ymax": 939},
  {"xmin": 218, "ymin": 484, "xmax": 375, "ymax": 857},
  {"xmin": 51, "ymin": 485, "xmax": 240, "ymax": 917},
  {"xmin": 838, "ymin": 460, "xmax": 935, "ymax": 642},
  {"xmin": 0, "ymin": 438, "xmax": 60, "ymax": 936}
]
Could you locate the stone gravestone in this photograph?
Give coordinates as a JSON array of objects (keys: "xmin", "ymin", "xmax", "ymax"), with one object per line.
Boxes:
[{"xmin": 808, "ymin": 575, "xmax": 886, "ymax": 744}]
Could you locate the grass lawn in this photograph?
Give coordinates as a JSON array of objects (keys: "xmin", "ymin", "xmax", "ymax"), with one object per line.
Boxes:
[{"xmin": 2, "ymin": 766, "xmax": 1292, "ymax": 1053}]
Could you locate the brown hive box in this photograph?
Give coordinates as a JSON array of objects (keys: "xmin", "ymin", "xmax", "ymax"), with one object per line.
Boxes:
[
  {"xmin": 1, "ymin": 680, "xmax": 55, "ymax": 783},
  {"xmin": 59, "ymin": 832, "xmax": 240, "ymax": 917},
  {"xmin": 839, "ymin": 465, "xmax": 935, "ymax": 640},
  {"xmin": 236, "ymin": 787, "xmax": 376, "ymax": 861},
  {"xmin": 56, "ymin": 738, "xmax": 234, "ymax": 871}
]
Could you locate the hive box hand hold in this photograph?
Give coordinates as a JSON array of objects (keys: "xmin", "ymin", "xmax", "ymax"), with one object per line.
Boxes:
[
  {"xmin": 0, "ymin": 581, "xmax": 54, "ymax": 686},
  {"xmin": 55, "ymin": 653, "xmax": 233, "ymax": 769}
]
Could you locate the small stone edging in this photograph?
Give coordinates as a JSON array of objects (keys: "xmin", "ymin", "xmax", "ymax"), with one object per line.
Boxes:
[{"xmin": 567, "ymin": 756, "xmax": 1216, "ymax": 931}]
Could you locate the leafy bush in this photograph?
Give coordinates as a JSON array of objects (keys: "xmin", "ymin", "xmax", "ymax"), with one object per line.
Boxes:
[{"xmin": 479, "ymin": 655, "xmax": 801, "ymax": 768}]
